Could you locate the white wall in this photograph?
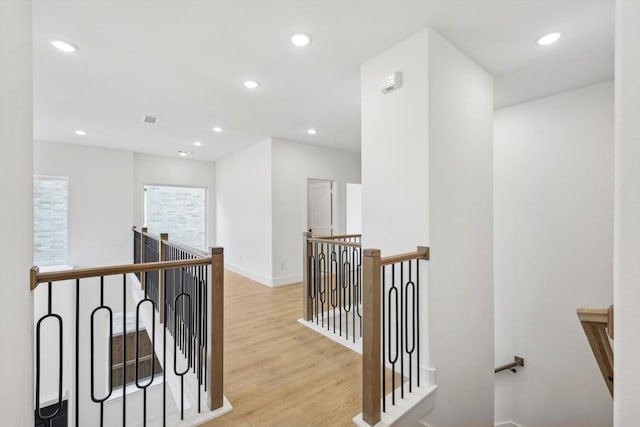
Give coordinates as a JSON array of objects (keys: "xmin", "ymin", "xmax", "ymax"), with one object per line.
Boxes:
[
  {"xmin": 33, "ymin": 141, "xmax": 136, "ymax": 423},
  {"xmin": 216, "ymin": 139, "xmax": 273, "ymax": 284},
  {"xmin": 427, "ymin": 30, "xmax": 495, "ymax": 427},
  {"xmin": 271, "ymin": 138, "xmax": 361, "ymax": 285},
  {"xmin": 494, "ymin": 82, "xmax": 614, "ymax": 427},
  {"xmin": 614, "ymin": 1, "xmax": 640, "ymax": 425},
  {"xmin": 361, "ymin": 30, "xmax": 430, "ymax": 254},
  {"xmin": 34, "ymin": 141, "xmax": 134, "ymax": 267},
  {"xmin": 346, "ymin": 183, "xmax": 362, "ymax": 234},
  {"xmin": 133, "ymin": 153, "xmax": 216, "ymax": 247},
  {"xmin": 361, "ymin": 28, "xmax": 494, "ymax": 427},
  {"xmin": 216, "ymin": 137, "xmax": 360, "ymax": 286},
  {"xmin": 0, "ymin": 1, "xmax": 34, "ymax": 424}
]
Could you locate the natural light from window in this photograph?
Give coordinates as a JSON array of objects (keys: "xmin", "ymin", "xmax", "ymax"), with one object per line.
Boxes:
[
  {"xmin": 33, "ymin": 176, "xmax": 69, "ymax": 266},
  {"xmin": 143, "ymin": 185, "xmax": 206, "ymax": 250}
]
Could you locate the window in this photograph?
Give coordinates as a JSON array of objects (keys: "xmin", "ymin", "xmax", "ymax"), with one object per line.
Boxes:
[
  {"xmin": 143, "ymin": 185, "xmax": 206, "ymax": 250},
  {"xmin": 33, "ymin": 176, "xmax": 69, "ymax": 266}
]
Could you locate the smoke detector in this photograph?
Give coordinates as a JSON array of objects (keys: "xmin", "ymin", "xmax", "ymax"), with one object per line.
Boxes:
[{"xmin": 143, "ymin": 115, "xmax": 159, "ymax": 125}]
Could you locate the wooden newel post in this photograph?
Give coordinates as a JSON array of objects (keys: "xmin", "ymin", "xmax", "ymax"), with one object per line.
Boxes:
[
  {"xmin": 140, "ymin": 227, "xmax": 148, "ymax": 290},
  {"xmin": 209, "ymin": 247, "xmax": 224, "ymax": 410},
  {"xmin": 159, "ymin": 233, "xmax": 168, "ymax": 324},
  {"xmin": 363, "ymin": 248, "xmax": 382, "ymax": 426},
  {"xmin": 302, "ymin": 231, "xmax": 313, "ymax": 321}
]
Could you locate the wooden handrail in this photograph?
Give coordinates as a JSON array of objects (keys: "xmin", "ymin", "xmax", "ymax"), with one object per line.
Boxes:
[
  {"xmin": 380, "ymin": 246, "xmax": 430, "ymax": 266},
  {"xmin": 311, "ymin": 233, "xmax": 362, "ymax": 240},
  {"xmin": 163, "ymin": 239, "xmax": 209, "ymax": 258},
  {"xmin": 577, "ymin": 305, "xmax": 614, "ymax": 397},
  {"xmin": 142, "ymin": 230, "xmax": 162, "ymax": 241},
  {"xmin": 30, "ymin": 258, "xmax": 211, "ymax": 289},
  {"xmin": 495, "ymin": 356, "xmax": 525, "ymax": 373},
  {"xmin": 307, "ymin": 237, "xmax": 361, "ymax": 248}
]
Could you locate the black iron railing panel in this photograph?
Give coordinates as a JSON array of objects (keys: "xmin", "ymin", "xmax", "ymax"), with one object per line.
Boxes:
[
  {"xmin": 133, "ymin": 229, "xmax": 141, "ymax": 280},
  {"xmin": 381, "ymin": 259, "xmax": 422, "ymax": 412},
  {"xmin": 164, "ymin": 245, "xmax": 209, "ymax": 416},
  {"xmin": 308, "ymin": 240, "xmax": 363, "ymax": 343},
  {"xmin": 144, "ymin": 236, "xmax": 160, "ymax": 310},
  {"xmin": 33, "ymin": 261, "xmax": 213, "ymax": 427}
]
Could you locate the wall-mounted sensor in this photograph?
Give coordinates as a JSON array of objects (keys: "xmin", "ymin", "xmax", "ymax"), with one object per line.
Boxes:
[{"xmin": 381, "ymin": 71, "xmax": 402, "ymax": 94}]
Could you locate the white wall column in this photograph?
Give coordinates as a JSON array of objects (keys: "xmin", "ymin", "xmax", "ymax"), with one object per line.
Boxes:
[
  {"xmin": 361, "ymin": 28, "xmax": 494, "ymax": 427},
  {"xmin": 614, "ymin": 0, "xmax": 640, "ymax": 425},
  {"xmin": 0, "ymin": 0, "xmax": 34, "ymax": 424}
]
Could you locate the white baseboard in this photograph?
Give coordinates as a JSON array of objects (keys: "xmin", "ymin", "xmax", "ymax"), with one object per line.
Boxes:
[
  {"xmin": 271, "ymin": 273, "xmax": 302, "ymax": 286},
  {"xmin": 224, "ymin": 262, "xmax": 274, "ymax": 287},
  {"xmin": 495, "ymin": 422, "xmax": 523, "ymax": 427},
  {"xmin": 224, "ymin": 262, "xmax": 302, "ymax": 287}
]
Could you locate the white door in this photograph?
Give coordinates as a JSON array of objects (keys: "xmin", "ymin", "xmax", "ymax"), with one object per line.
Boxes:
[{"xmin": 308, "ymin": 179, "xmax": 334, "ymax": 236}]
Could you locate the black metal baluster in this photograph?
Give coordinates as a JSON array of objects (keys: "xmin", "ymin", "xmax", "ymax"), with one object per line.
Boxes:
[
  {"xmin": 337, "ymin": 245, "xmax": 342, "ymax": 336},
  {"xmin": 382, "ymin": 266, "xmax": 386, "ymax": 413},
  {"xmin": 197, "ymin": 265, "xmax": 202, "ymax": 413},
  {"xmin": 163, "ymin": 268, "xmax": 167, "ymax": 427},
  {"xmin": 90, "ymin": 276, "xmax": 113, "ymax": 427},
  {"xmin": 122, "ymin": 274, "xmax": 126, "ymax": 427},
  {"xmin": 342, "ymin": 247, "xmax": 352, "ymax": 341},
  {"xmin": 314, "ymin": 242, "xmax": 319, "ymax": 324},
  {"xmin": 135, "ymin": 297, "xmax": 155, "ymax": 427},
  {"xmin": 174, "ymin": 268, "xmax": 192, "ymax": 420},
  {"xmin": 389, "ymin": 264, "xmax": 399, "ymax": 406},
  {"xmin": 417, "ymin": 261, "xmax": 420, "ymax": 388},
  {"xmin": 400, "ymin": 262, "xmax": 404, "ymax": 399},
  {"xmin": 203, "ymin": 264, "xmax": 208, "ymax": 393},
  {"xmin": 319, "ymin": 246, "xmax": 327, "ymax": 327},
  {"xmin": 76, "ymin": 279, "xmax": 80, "ymax": 425},
  {"xmin": 35, "ymin": 282, "xmax": 63, "ymax": 426},
  {"xmin": 355, "ymin": 247, "xmax": 363, "ymax": 339},
  {"xmin": 330, "ymin": 248, "xmax": 337, "ymax": 333},
  {"xmin": 405, "ymin": 260, "xmax": 416, "ymax": 392}
]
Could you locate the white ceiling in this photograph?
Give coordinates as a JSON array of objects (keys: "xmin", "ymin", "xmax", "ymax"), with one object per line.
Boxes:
[{"xmin": 33, "ymin": 0, "xmax": 614, "ymax": 161}]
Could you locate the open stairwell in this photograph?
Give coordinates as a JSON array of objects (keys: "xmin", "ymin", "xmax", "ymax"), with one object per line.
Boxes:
[{"xmin": 130, "ymin": 273, "xmax": 232, "ymax": 426}]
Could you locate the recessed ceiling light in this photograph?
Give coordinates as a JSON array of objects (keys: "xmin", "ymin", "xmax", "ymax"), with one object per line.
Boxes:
[
  {"xmin": 537, "ymin": 32, "xmax": 562, "ymax": 46},
  {"xmin": 244, "ymin": 80, "xmax": 259, "ymax": 89},
  {"xmin": 212, "ymin": 127, "xmax": 223, "ymax": 133},
  {"xmin": 307, "ymin": 128, "xmax": 317, "ymax": 135},
  {"xmin": 193, "ymin": 141, "xmax": 202, "ymax": 147},
  {"xmin": 291, "ymin": 33, "xmax": 311, "ymax": 47},
  {"xmin": 51, "ymin": 40, "xmax": 78, "ymax": 53},
  {"xmin": 74, "ymin": 130, "xmax": 86, "ymax": 136},
  {"xmin": 178, "ymin": 150, "xmax": 192, "ymax": 157}
]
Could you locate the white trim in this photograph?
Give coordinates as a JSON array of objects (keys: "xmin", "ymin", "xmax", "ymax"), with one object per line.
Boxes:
[
  {"xmin": 352, "ymin": 383, "xmax": 437, "ymax": 427},
  {"xmin": 224, "ymin": 262, "xmax": 274, "ymax": 287},
  {"xmin": 272, "ymin": 273, "xmax": 302, "ymax": 286},
  {"xmin": 495, "ymin": 423, "xmax": 524, "ymax": 427},
  {"xmin": 297, "ymin": 318, "xmax": 363, "ymax": 354}
]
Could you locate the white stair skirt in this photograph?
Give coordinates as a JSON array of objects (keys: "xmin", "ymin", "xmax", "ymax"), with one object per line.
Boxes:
[
  {"xmin": 352, "ymin": 379, "xmax": 437, "ymax": 427},
  {"xmin": 298, "ymin": 306, "xmax": 363, "ymax": 354}
]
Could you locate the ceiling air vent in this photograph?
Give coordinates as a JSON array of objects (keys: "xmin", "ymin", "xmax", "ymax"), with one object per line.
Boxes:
[{"xmin": 143, "ymin": 115, "xmax": 159, "ymax": 125}]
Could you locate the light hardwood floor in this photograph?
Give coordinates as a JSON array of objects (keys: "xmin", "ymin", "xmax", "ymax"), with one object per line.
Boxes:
[{"xmin": 201, "ymin": 270, "xmax": 362, "ymax": 427}]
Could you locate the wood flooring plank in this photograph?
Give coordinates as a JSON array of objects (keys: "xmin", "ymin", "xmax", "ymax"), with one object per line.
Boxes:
[{"xmin": 201, "ymin": 270, "xmax": 360, "ymax": 427}]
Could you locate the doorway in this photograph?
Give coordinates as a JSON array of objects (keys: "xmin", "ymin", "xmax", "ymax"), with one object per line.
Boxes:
[{"xmin": 307, "ymin": 178, "xmax": 335, "ymax": 236}]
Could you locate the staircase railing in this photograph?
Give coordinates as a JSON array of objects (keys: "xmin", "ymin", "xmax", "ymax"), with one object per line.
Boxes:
[
  {"xmin": 577, "ymin": 305, "xmax": 614, "ymax": 397},
  {"xmin": 361, "ymin": 246, "xmax": 429, "ymax": 426},
  {"xmin": 302, "ymin": 231, "xmax": 363, "ymax": 343},
  {"xmin": 31, "ymin": 229, "xmax": 225, "ymax": 426}
]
